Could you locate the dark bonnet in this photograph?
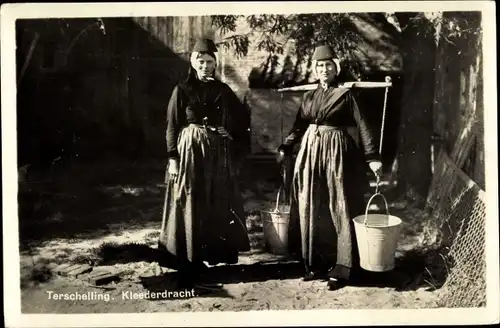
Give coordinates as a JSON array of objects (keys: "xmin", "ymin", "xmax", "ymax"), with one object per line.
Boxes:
[{"xmin": 312, "ymin": 44, "xmax": 338, "ymax": 61}]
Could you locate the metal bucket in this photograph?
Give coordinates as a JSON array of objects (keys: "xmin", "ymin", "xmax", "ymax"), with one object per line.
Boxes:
[
  {"xmin": 352, "ymin": 193, "xmax": 402, "ymax": 272},
  {"xmin": 260, "ymin": 186, "xmax": 290, "ymax": 255}
]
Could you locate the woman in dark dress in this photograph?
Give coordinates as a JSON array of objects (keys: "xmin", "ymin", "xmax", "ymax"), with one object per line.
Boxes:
[
  {"xmin": 277, "ymin": 44, "xmax": 383, "ymax": 290},
  {"xmin": 159, "ymin": 38, "xmax": 250, "ymax": 289}
]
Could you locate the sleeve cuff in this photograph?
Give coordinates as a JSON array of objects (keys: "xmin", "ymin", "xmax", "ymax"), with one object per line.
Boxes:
[
  {"xmin": 365, "ymin": 153, "xmax": 380, "ymax": 163},
  {"xmin": 278, "ymin": 144, "xmax": 293, "ymax": 155},
  {"xmin": 167, "ymin": 150, "xmax": 179, "ymax": 159}
]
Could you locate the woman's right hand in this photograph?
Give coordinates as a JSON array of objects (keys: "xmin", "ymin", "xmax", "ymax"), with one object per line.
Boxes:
[
  {"xmin": 168, "ymin": 158, "xmax": 179, "ymax": 178},
  {"xmin": 276, "ymin": 150, "xmax": 286, "ymax": 165}
]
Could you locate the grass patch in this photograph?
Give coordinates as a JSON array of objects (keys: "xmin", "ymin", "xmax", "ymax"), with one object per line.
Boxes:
[
  {"xmin": 88, "ymin": 241, "xmax": 160, "ymax": 266},
  {"xmin": 143, "ymin": 231, "xmax": 161, "ymax": 243},
  {"xmin": 246, "ymin": 214, "xmax": 263, "ymax": 233},
  {"xmin": 21, "ymin": 264, "xmax": 54, "ymax": 288}
]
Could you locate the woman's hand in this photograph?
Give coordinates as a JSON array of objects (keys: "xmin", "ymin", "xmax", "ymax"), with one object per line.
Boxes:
[
  {"xmin": 368, "ymin": 160, "xmax": 383, "ymax": 178},
  {"xmin": 276, "ymin": 150, "xmax": 286, "ymax": 165},
  {"xmin": 168, "ymin": 158, "xmax": 179, "ymax": 178},
  {"xmin": 217, "ymin": 127, "xmax": 233, "ymax": 140}
]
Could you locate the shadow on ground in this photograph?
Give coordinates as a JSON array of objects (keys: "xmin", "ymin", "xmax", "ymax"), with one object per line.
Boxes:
[
  {"xmin": 81, "ymin": 237, "xmax": 448, "ymax": 295},
  {"xmin": 18, "ymin": 182, "xmax": 165, "ymax": 248},
  {"xmin": 350, "ymin": 246, "xmax": 449, "ymax": 292},
  {"xmin": 18, "ymin": 159, "xmax": 277, "ymax": 248},
  {"xmin": 139, "ymin": 261, "xmax": 305, "ymax": 300},
  {"xmin": 18, "ymin": 156, "xmax": 364, "ymax": 247}
]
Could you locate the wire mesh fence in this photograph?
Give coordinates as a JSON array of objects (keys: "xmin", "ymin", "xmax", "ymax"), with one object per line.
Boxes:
[{"xmin": 425, "ymin": 151, "xmax": 486, "ymax": 308}]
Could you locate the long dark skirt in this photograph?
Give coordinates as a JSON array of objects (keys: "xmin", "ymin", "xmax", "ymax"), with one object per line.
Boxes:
[
  {"xmin": 287, "ymin": 124, "xmax": 370, "ymax": 281},
  {"xmin": 159, "ymin": 124, "xmax": 250, "ymax": 272}
]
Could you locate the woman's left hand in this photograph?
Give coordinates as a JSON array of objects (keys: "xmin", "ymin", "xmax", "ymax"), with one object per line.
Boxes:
[
  {"xmin": 369, "ymin": 160, "xmax": 383, "ymax": 178},
  {"xmin": 217, "ymin": 127, "xmax": 233, "ymax": 140}
]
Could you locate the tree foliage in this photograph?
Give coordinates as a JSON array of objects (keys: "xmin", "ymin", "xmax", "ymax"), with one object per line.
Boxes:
[
  {"xmin": 211, "ymin": 14, "xmax": 365, "ymax": 79},
  {"xmin": 400, "ymin": 12, "xmax": 482, "ymax": 45},
  {"xmin": 212, "ymin": 12, "xmax": 482, "ymax": 77}
]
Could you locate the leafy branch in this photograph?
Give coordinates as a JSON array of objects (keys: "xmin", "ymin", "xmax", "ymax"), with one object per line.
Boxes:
[
  {"xmin": 399, "ymin": 12, "xmax": 482, "ymax": 46},
  {"xmin": 211, "ymin": 13, "xmax": 365, "ymax": 78},
  {"xmin": 216, "ymin": 33, "xmax": 252, "ymax": 58},
  {"xmin": 211, "ymin": 12, "xmax": 481, "ymax": 82}
]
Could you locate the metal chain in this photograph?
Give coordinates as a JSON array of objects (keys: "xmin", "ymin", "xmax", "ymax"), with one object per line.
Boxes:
[
  {"xmin": 375, "ymin": 76, "xmax": 391, "ymax": 193},
  {"xmin": 379, "ymin": 76, "xmax": 391, "ymax": 157}
]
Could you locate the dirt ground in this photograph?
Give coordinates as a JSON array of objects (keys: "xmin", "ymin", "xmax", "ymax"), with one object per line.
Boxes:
[{"xmin": 18, "ymin": 159, "xmax": 444, "ymax": 313}]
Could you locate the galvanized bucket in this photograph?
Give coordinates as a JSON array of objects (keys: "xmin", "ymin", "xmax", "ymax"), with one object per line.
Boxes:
[
  {"xmin": 260, "ymin": 186, "xmax": 290, "ymax": 255},
  {"xmin": 352, "ymin": 193, "xmax": 402, "ymax": 272}
]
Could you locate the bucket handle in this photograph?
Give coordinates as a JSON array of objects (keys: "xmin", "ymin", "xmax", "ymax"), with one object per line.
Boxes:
[
  {"xmin": 364, "ymin": 192, "xmax": 390, "ymax": 226},
  {"xmin": 274, "ymin": 185, "xmax": 287, "ymax": 213}
]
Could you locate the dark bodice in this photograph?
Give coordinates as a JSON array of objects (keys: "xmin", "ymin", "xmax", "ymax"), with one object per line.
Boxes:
[
  {"xmin": 166, "ymin": 78, "xmax": 250, "ymax": 159},
  {"xmin": 299, "ymin": 88, "xmax": 357, "ymax": 126},
  {"xmin": 278, "ymin": 86, "xmax": 379, "ymax": 162}
]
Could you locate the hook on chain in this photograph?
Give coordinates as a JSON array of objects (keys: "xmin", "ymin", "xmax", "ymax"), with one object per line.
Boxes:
[{"xmin": 375, "ymin": 175, "xmax": 381, "ymax": 194}]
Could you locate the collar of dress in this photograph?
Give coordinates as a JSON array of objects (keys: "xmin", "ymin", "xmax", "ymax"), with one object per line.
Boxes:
[{"xmin": 318, "ymin": 81, "xmax": 339, "ymax": 90}]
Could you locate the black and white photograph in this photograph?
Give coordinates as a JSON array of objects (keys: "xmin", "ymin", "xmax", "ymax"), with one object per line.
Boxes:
[{"xmin": 2, "ymin": 1, "xmax": 499, "ymax": 327}]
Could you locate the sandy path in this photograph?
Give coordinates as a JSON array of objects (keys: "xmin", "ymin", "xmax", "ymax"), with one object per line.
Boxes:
[
  {"xmin": 21, "ymin": 257, "xmax": 439, "ymax": 313},
  {"xmin": 18, "ymin": 166, "xmax": 443, "ymax": 313}
]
